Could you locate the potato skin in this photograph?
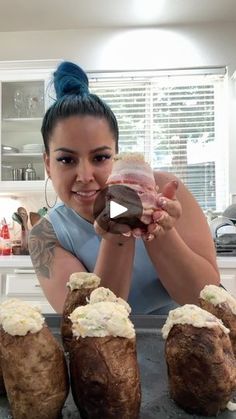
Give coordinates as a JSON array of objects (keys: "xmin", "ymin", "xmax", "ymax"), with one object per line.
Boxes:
[
  {"xmin": 0, "ymin": 366, "xmax": 5, "ymax": 395},
  {"xmin": 165, "ymin": 324, "xmax": 236, "ymax": 416},
  {"xmin": 61, "ymin": 287, "xmax": 95, "ymax": 352},
  {"xmin": 199, "ymin": 298, "xmax": 236, "ymax": 357},
  {"xmin": 0, "ymin": 324, "xmax": 69, "ymax": 419},
  {"xmin": 69, "ymin": 335, "xmax": 141, "ymax": 419}
]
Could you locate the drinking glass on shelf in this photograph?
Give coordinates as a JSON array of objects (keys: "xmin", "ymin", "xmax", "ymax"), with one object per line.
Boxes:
[
  {"xmin": 13, "ymin": 90, "xmax": 24, "ymax": 118},
  {"xmin": 26, "ymin": 95, "xmax": 40, "ymax": 117}
]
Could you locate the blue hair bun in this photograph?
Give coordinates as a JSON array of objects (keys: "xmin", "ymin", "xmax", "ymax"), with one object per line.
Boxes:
[{"xmin": 54, "ymin": 61, "xmax": 89, "ymax": 99}]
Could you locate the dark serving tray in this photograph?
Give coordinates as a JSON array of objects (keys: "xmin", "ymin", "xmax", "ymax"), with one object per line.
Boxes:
[{"xmin": 0, "ymin": 315, "xmax": 235, "ymax": 419}]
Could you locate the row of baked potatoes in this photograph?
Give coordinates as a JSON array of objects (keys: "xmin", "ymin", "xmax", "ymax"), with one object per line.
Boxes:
[{"xmin": 0, "ymin": 273, "xmax": 236, "ymax": 418}]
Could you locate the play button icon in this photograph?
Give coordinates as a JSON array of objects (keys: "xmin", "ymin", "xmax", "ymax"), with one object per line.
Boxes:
[
  {"xmin": 93, "ymin": 184, "xmax": 145, "ymax": 234},
  {"xmin": 110, "ymin": 201, "xmax": 128, "ymax": 219}
]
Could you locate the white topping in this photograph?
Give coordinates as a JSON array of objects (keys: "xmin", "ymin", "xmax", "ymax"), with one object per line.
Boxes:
[
  {"xmin": 0, "ymin": 298, "xmax": 44, "ymax": 336},
  {"xmin": 89, "ymin": 287, "xmax": 131, "ymax": 314},
  {"xmin": 69, "ymin": 301, "xmax": 135, "ymax": 339},
  {"xmin": 200, "ymin": 284, "xmax": 236, "ymax": 315},
  {"xmin": 227, "ymin": 401, "xmax": 236, "ymax": 411},
  {"xmin": 67, "ymin": 272, "xmax": 101, "ymax": 291},
  {"xmin": 162, "ymin": 304, "xmax": 229, "ymax": 339}
]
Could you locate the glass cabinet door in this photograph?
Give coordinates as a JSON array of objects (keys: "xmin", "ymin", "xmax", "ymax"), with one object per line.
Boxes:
[{"xmin": 1, "ymin": 80, "xmax": 45, "ymax": 182}]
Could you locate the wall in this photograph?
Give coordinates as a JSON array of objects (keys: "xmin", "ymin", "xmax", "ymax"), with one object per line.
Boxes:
[{"xmin": 0, "ymin": 22, "xmax": 236, "ymax": 201}]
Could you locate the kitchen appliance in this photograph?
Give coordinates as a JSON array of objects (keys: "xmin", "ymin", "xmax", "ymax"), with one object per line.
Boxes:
[
  {"xmin": 210, "ymin": 215, "xmax": 236, "ymax": 256},
  {"xmin": 0, "ymin": 314, "xmax": 234, "ymax": 418}
]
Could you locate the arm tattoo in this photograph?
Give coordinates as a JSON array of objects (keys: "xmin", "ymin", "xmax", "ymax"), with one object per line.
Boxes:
[{"xmin": 28, "ymin": 218, "xmax": 59, "ymax": 279}]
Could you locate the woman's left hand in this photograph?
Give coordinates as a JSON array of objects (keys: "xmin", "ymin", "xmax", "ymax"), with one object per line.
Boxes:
[{"xmin": 130, "ymin": 180, "xmax": 182, "ymax": 241}]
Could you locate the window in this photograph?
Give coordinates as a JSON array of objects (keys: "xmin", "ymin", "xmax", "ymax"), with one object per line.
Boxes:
[{"xmin": 89, "ymin": 69, "xmax": 228, "ymax": 212}]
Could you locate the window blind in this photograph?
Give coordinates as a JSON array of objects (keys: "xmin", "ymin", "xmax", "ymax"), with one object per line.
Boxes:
[{"xmin": 90, "ymin": 70, "xmax": 228, "ymax": 212}]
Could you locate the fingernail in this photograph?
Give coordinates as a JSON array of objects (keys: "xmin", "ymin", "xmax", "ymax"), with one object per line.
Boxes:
[
  {"xmin": 145, "ymin": 233, "xmax": 154, "ymax": 241},
  {"xmin": 122, "ymin": 231, "xmax": 131, "ymax": 237},
  {"xmin": 158, "ymin": 198, "xmax": 167, "ymax": 209},
  {"xmin": 172, "ymin": 180, "xmax": 179, "ymax": 189},
  {"xmin": 153, "ymin": 211, "xmax": 162, "ymax": 221}
]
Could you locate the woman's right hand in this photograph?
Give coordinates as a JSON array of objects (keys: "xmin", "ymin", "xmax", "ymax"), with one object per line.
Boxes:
[{"xmin": 94, "ymin": 219, "xmax": 132, "ymax": 244}]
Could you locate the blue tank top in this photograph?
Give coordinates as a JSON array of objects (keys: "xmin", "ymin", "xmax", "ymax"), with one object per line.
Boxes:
[{"xmin": 48, "ymin": 203, "xmax": 177, "ymax": 315}]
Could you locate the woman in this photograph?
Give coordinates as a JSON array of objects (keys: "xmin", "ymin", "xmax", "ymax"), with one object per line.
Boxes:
[{"xmin": 28, "ymin": 61, "xmax": 220, "ymax": 314}]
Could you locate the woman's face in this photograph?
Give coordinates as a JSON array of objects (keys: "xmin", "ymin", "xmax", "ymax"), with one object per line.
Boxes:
[{"xmin": 44, "ymin": 115, "xmax": 116, "ymax": 221}]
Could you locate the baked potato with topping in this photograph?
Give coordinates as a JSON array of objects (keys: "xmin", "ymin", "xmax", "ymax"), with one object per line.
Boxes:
[
  {"xmin": 68, "ymin": 300, "xmax": 141, "ymax": 419},
  {"xmin": 199, "ymin": 284, "xmax": 236, "ymax": 357},
  {"xmin": 0, "ymin": 299, "xmax": 69, "ymax": 419},
  {"xmin": 162, "ymin": 304, "xmax": 236, "ymax": 416},
  {"xmin": 61, "ymin": 272, "xmax": 101, "ymax": 352}
]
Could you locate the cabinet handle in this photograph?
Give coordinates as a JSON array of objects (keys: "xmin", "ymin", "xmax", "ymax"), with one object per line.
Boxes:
[
  {"xmin": 34, "ymin": 284, "xmax": 41, "ymax": 288},
  {"xmin": 14, "ymin": 269, "xmax": 35, "ymax": 274}
]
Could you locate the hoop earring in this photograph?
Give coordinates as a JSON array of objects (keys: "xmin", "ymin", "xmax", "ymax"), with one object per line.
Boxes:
[{"xmin": 44, "ymin": 177, "xmax": 58, "ymax": 209}]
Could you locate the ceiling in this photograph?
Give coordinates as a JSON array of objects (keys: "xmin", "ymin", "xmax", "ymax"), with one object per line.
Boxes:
[{"xmin": 1, "ymin": 0, "xmax": 236, "ymax": 32}]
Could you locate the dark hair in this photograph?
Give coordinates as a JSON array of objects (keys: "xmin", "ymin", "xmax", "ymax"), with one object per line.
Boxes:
[{"xmin": 41, "ymin": 61, "xmax": 119, "ymax": 154}]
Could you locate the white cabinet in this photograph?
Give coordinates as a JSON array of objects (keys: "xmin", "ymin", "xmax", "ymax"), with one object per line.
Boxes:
[
  {"xmin": 217, "ymin": 257, "xmax": 236, "ymax": 297},
  {"xmin": 0, "ymin": 60, "xmax": 58, "ymax": 195},
  {"xmin": 0, "ymin": 257, "xmax": 55, "ymax": 313},
  {"xmin": 4, "ymin": 270, "xmax": 55, "ymax": 313},
  {"xmin": 219, "ymin": 269, "xmax": 236, "ymax": 297}
]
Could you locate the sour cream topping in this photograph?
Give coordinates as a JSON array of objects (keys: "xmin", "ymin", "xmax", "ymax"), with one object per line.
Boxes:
[
  {"xmin": 67, "ymin": 272, "xmax": 101, "ymax": 291},
  {"xmin": 200, "ymin": 284, "xmax": 236, "ymax": 315},
  {"xmin": 69, "ymin": 301, "xmax": 135, "ymax": 338},
  {"xmin": 89, "ymin": 287, "xmax": 131, "ymax": 314},
  {"xmin": 162, "ymin": 304, "xmax": 229, "ymax": 339},
  {"xmin": 0, "ymin": 298, "xmax": 44, "ymax": 336},
  {"xmin": 227, "ymin": 401, "xmax": 236, "ymax": 411}
]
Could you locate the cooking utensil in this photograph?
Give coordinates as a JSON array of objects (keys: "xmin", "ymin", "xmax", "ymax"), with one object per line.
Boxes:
[
  {"xmin": 17, "ymin": 207, "xmax": 28, "ymax": 230},
  {"xmin": 29, "ymin": 212, "xmax": 41, "ymax": 227},
  {"xmin": 17, "ymin": 207, "xmax": 29, "ymax": 251},
  {"xmin": 12, "ymin": 212, "xmax": 23, "ymax": 226}
]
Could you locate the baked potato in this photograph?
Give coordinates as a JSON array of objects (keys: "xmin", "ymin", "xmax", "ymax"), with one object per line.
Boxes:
[
  {"xmin": 68, "ymin": 300, "xmax": 141, "ymax": 418},
  {"xmin": 199, "ymin": 284, "xmax": 236, "ymax": 357},
  {"xmin": 0, "ymin": 299, "xmax": 69, "ymax": 419},
  {"xmin": 0, "ymin": 365, "xmax": 5, "ymax": 395},
  {"xmin": 61, "ymin": 272, "xmax": 101, "ymax": 352},
  {"xmin": 162, "ymin": 304, "xmax": 236, "ymax": 416}
]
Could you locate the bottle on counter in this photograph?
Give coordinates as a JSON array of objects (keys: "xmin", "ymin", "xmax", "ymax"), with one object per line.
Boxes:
[
  {"xmin": 24, "ymin": 163, "xmax": 36, "ymax": 181},
  {"xmin": 0, "ymin": 218, "xmax": 12, "ymax": 256}
]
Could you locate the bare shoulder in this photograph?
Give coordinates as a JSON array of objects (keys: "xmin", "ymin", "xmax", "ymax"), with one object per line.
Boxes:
[{"xmin": 28, "ymin": 217, "xmax": 59, "ymax": 279}]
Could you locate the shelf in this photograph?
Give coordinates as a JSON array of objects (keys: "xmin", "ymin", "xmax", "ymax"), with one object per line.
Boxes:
[
  {"xmin": 0, "ymin": 180, "xmax": 45, "ymax": 195},
  {"xmin": 2, "ymin": 118, "xmax": 42, "ymax": 132},
  {"xmin": 2, "ymin": 153, "xmax": 43, "ymax": 160}
]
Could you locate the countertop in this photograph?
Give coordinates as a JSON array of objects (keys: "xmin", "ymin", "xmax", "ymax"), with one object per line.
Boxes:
[{"xmin": 0, "ymin": 255, "xmax": 236, "ymax": 269}]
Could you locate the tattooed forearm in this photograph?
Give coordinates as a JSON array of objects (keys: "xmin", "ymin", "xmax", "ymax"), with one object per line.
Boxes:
[{"xmin": 28, "ymin": 218, "xmax": 59, "ymax": 279}]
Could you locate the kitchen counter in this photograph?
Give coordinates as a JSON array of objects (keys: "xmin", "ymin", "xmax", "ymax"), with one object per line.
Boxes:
[{"xmin": 0, "ymin": 255, "xmax": 236, "ymax": 269}]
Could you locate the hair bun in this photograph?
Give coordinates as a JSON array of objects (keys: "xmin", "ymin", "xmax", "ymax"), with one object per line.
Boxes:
[{"xmin": 54, "ymin": 61, "xmax": 89, "ymax": 99}]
